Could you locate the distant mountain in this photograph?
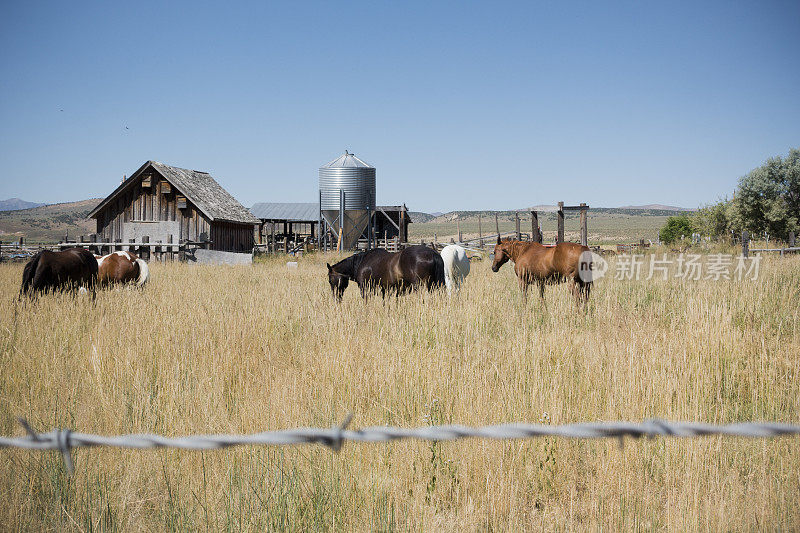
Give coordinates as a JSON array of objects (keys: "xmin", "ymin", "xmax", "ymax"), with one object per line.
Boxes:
[
  {"xmin": 408, "ymin": 211, "xmax": 436, "ymax": 223},
  {"xmin": 615, "ymin": 204, "xmax": 695, "ymax": 211},
  {"xmin": 0, "ymin": 198, "xmax": 101, "ymax": 243},
  {"xmin": 0, "ymin": 198, "xmax": 46, "ymax": 211}
]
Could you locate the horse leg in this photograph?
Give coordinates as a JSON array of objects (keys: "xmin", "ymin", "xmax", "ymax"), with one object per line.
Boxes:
[
  {"xmin": 538, "ymin": 280, "xmax": 546, "ymax": 300},
  {"xmin": 518, "ymin": 277, "xmax": 528, "ymax": 304},
  {"xmin": 569, "ymin": 279, "xmax": 579, "ymax": 308},
  {"xmin": 579, "ymin": 281, "xmax": 591, "ymax": 312}
]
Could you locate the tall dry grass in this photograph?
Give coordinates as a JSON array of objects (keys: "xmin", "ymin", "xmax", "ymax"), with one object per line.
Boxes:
[{"xmin": 0, "ymin": 252, "xmax": 798, "ymax": 531}]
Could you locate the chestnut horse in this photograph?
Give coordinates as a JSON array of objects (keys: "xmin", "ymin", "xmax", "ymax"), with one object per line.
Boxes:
[
  {"xmin": 19, "ymin": 247, "xmax": 98, "ymax": 299},
  {"xmin": 95, "ymin": 251, "xmax": 150, "ymax": 287},
  {"xmin": 327, "ymin": 245, "xmax": 445, "ymax": 300},
  {"xmin": 491, "ymin": 237, "xmax": 592, "ymax": 307}
]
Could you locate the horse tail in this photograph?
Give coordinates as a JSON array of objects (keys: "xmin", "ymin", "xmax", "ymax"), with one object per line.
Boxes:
[
  {"xmin": 19, "ymin": 251, "xmax": 43, "ymax": 299},
  {"xmin": 433, "ymin": 252, "xmax": 446, "ymax": 290},
  {"xmin": 135, "ymin": 258, "xmax": 150, "ymax": 287}
]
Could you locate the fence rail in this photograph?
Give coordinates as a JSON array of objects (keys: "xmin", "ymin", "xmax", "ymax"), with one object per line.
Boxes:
[{"xmin": 2, "ymin": 418, "xmax": 798, "ymax": 474}]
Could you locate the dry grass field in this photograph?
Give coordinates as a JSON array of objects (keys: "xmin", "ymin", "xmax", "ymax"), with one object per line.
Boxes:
[{"xmin": 1, "ymin": 252, "xmax": 799, "ymax": 531}]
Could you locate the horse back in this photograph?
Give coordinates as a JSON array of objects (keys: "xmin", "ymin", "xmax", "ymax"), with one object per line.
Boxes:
[
  {"xmin": 398, "ymin": 245, "xmax": 444, "ymax": 288},
  {"xmin": 98, "ymin": 252, "xmax": 138, "ymax": 283},
  {"xmin": 552, "ymin": 242, "xmax": 589, "ymax": 278}
]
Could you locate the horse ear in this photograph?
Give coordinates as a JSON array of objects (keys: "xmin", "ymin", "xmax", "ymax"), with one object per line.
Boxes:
[
  {"xmin": 496, "ymin": 235, "xmax": 501, "ymax": 245},
  {"xmin": 326, "ymin": 263, "xmax": 332, "ymax": 271}
]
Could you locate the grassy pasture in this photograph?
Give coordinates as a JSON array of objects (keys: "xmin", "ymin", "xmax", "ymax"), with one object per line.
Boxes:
[{"xmin": 0, "ymin": 253, "xmax": 798, "ymax": 531}]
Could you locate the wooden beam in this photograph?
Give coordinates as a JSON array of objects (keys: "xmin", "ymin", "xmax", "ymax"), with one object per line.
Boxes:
[
  {"xmin": 377, "ymin": 207, "xmax": 400, "ymax": 231},
  {"xmin": 557, "ymin": 202, "xmax": 565, "ymax": 244}
]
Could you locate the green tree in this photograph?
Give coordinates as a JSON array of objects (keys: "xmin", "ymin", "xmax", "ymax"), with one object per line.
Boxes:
[
  {"xmin": 731, "ymin": 148, "xmax": 800, "ymax": 240},
  {"xmin": 693, "ymin": 198, "xmax": 733, "ymax": 238},
  {"xmin": 659, "ymin": 215, "xmax": 695, "ymax": 244}
]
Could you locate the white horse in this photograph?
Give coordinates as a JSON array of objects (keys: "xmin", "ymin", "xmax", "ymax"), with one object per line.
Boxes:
[{"xmin": 440, "ymin": 244, "xmax": 470, "ymax": 294}]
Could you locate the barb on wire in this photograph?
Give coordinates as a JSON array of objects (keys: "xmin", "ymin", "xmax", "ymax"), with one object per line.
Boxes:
[{"xmin": 1, "ymin": 418, "xmax": 798, "ymax": 475}]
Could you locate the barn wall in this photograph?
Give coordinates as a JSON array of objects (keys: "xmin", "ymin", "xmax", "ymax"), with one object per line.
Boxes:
[
  {"xmin": 95, "ymin": 172, "xmax": 211, "ymax": 246},
  {"xmin": 210, "ymin": 221, "xmax": 255, "ymax": 252}
]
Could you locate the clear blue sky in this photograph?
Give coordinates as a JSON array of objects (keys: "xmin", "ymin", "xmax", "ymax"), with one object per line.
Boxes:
[{"xmin": 1, "ymin": 1, "xmax": 798, "ymax": 212}]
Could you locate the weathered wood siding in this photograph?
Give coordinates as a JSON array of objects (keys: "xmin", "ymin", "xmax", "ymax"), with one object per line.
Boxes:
[{"xmin": 96, "ymin": 171, "xmax": 254, "ymax": 253}]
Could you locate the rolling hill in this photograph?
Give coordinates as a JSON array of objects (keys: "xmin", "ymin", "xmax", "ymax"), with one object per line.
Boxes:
[{"xmin": 0, "ymin": 199, "xmax": 101, "ymax": 243}]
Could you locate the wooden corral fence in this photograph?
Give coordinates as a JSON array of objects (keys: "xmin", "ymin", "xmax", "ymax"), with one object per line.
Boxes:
[
  {"xmin": 57, "ymin": 239, "xmax": 216, "ymax": 262},
  {"xmin": 741, "ymin": 230, "xmax": 797, "ymax": 257},
  {"xmin": 616, "ymin": 239, "xmax": 652, "ymax": 254},
  {"xmin": 409, "ymin": 203, "xmax": 590, "ymax": 252}
]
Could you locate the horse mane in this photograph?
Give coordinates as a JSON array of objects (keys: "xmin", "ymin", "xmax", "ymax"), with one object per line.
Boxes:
[{"xmin": 333, "ymin": 249, "xmax": 384, "ymax": 280}]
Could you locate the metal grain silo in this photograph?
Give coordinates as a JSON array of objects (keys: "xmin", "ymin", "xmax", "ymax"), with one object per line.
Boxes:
[{"xmin": 319, "ymin": 151, "xmax": 376, "ymax": 250}]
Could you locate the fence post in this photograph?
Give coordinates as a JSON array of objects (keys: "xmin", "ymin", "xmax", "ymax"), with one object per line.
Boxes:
[
  {"xmin": 495, "ymin": 213, "xmax": 500, "ymax": 242},
  {"xmin": 557, "ymin": 202, "xmax": 565, "ymax": 244},
  {"xmin": 457, "ymin": 219, "xmax": 462, "ymax": 243},
  {"xmin": 742, "ymin": 231, "xmax": 749, "ymax": 258},
  {"xmin": 399, "ymin": 206, "xmax": 407, "ymax": 243},
  {"xmin": 580, "ymin": 203, "xmax": 588, "ymax": 247},
  {"xmin": 531, "ymin": 211, "xmax": 540, "ymax": 243},
  {"xmin": 515, "ymin": 212, "xmax": 521, "ymax": 240},
  {"xmin": 478, "ymin": 215, "xmax": 483, "ymax": 248},
  {"xmin": 790, "ymin": 231, "xmax": 796, "ymax": 248}
]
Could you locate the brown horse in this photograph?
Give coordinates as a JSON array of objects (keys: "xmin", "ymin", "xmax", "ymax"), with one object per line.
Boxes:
[
  {"xmin": 327, "ymin": 245, "xmax": 445, "ymax": 300},
  {"xmin": 491, "ymin": 237, "xmax": 592, "ymax": 307},
  {"xmin": 20, "ymin": 247, "xmax": 98, "ymax": 299},
  {"xmin": 95, "ymin": 251, "xmax": 150, "ymax": 287}
]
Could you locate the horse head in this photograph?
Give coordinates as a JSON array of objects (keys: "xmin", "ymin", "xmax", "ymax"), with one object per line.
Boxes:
[
  {"xmin": 327, "ymin": 263, "xmax": 349, "ymax": 301},
  {"xmin": 491, "ymin": 237, "xmax": 513, "ymax": 272}
]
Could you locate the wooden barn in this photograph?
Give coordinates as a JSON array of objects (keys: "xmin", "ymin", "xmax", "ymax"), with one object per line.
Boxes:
[{"xmin": 89, "ymin": 161, "xmax": 259, "ymax": 256}]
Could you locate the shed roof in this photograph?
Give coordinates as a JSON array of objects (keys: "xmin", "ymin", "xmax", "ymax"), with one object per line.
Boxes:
[
  {"xmin": 89, "ymin": 161, "xmax": 259, "ymax": 225},
  {"xmin": 320, "ymin": 150, "xmax": 373, "ymax": 169},
  {"xmin": 250, "ymin": 202, "xmax": 320, "ymax": 222}
]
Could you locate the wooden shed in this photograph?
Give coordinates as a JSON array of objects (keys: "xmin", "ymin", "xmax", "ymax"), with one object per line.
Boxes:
[{"xmin": 89, "ymin": 161, "xmax": 259, "ymax": 255}]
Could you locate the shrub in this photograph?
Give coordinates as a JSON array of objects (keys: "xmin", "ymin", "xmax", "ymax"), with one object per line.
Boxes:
[{"xmin": 659, "ymin": 215, "xmax": 694, "ymax": 244}]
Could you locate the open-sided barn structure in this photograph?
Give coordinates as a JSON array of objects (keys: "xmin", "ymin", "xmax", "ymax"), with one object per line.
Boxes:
[
  {"xmin": 88, "ymin": 161, "xmax": 259, "ymax": 258},
  {"xmin": 250, "ymin": 202, "xmax": 319, "ymax": 253},
  {"xmin": 250, "ymin": 200, "xmax": 410, "ymax": 253}
]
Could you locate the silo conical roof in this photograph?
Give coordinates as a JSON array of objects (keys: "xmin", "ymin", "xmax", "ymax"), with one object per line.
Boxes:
[{"xmin": 320, "ymin": 150, "xmax": 373, "ymax": 169}]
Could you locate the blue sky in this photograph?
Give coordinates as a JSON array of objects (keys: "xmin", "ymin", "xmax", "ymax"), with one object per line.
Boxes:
[{"xmin": 1, "ymin": 1, "xmax": 798, "ymax": 212}]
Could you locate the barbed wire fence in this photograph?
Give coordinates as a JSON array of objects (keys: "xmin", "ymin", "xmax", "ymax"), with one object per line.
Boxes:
[{"xmin": 2, "ymin": 416, "xmax": 799, "ymax": 475}]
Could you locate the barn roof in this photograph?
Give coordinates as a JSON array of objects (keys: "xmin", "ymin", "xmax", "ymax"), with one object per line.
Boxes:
[
  {"xmin": 250, "ymin": 202, "xmax": 320, "ymax": 222},
  {"xmin": 89, "ymin": 161, "xmax": 259, "ymax": 225}
]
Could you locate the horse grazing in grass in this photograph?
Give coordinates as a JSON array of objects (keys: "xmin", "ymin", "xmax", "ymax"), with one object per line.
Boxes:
[
  {"xmin": 491, "ymin": 237, "xmax": 592, "ymax": 308},
  {"xmin": 96, "ymin": 251, "xmax": 149, "ymax": 287},
  {"xmin": 440, "ymin": 244, "xmax": 470, "ymax": 294},
  {"xmin": 327, "ymin": 245, "xmax": 445, "ymax": 300},
  {"xmin": 19, "ymin": 247, "xmax": 98, "ymax": 299}
]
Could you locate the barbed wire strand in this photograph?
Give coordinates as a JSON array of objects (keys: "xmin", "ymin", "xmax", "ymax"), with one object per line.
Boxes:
[{"xmin": 2, "ymin": 418, "xmax": 798, "ymax": 475}]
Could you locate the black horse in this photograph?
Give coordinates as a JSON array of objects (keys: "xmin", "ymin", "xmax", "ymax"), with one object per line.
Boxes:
[
  {"xmin": 327, "ymin": 245, "xmax": 445, "ymax": 300},
  {"xmin": 20, "ymin": 248, "xmax": 98, "ymax": 299}
]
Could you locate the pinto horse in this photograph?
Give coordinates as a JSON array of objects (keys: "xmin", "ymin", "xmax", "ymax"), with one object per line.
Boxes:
[
  {"xmin": 326, "ymin": 245, "xmax": 445, "ymax": 300},
  {"xmin": 491, "ymin": 237, "xmax": 592, "ymax": 307},
  {"xmin": 95, "ymin": 251, "xmax": 149, "ymax": 287},
  {"xmin": 19, "ymin": 247, "xmax": 98, "ymax": 298}
]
